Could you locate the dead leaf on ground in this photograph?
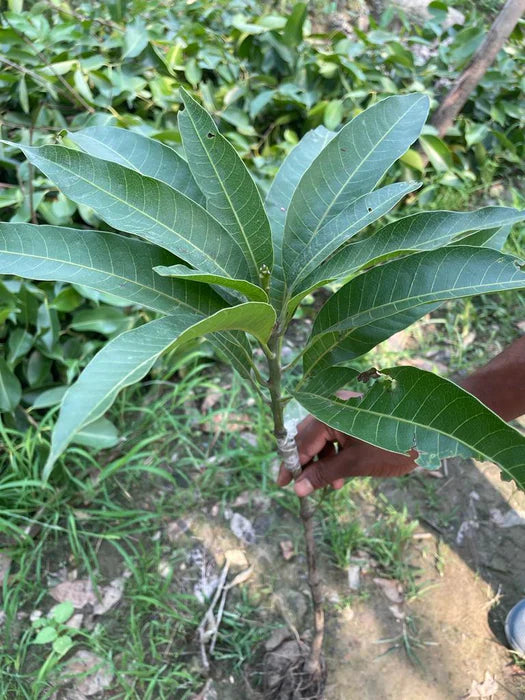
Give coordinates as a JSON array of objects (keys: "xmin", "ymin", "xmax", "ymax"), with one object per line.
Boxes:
[
  {"xmin": 201, "ymin": 389, "xmax": 224, "ymax": 413},
  {"xmin": 227, "ymin": 566, "xmax": 253, "ymax": 588},
  {"xmin": 49, "ymin": 580, "xmax": 97, "ymax": 609},
  {"xmin": 373, "ymin": 577, "xmax": 404, "ymax": 603},
  {"xmin": 49, "ymin": 577, "xmax": 125, "ymax": 614},
  {"xmin": 388, "ymin": 604, "xmax": 406, "ymax": 621},
  {"xmin": 280, "ymin": 540, "xmax": 295, "ymax": 561},
  {"xmin": 466, "ymin": 671, "xmax": 499, "ymax": 698},
  {"xmin": 230, "ymin": 512, "xmax": 256, "ymax": 544},
  {"xmin": 516, "ymin": 320, "xmax": 525, "ymax": 333},
  {"xmin": 93, "ymin": 577, "xmax": 125, "ymax": 615},
  {"xmin": 0, "ymin": 551, "xmax": 12, "ymax": 586},
  {"xmin": 63, "ymin": 650, "xmax": 114, "ymax": 696},
  {"xmin": 224, "ymin": 548, "xmax": 249, "ymax": 570}
]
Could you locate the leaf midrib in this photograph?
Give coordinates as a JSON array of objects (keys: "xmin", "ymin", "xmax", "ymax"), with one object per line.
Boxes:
[
  {"xmin": 296, "ymin": 388, "xmax": 522, "ymax": 475},
  {"xmin": 183, "ymin": 107, "xmax": 260, "ymax": 280},
  {"xmin": 0, "ymin": 248, "xmax": 201, "ymax": 314},
  {"xmin": 298, "ymin": 96, "xmax": 426, "ymax": 248},
  {"xmin": 307, "ymin": 275, "xmax": 524, "ymax": 376},
  {"xmin": 26, "ymin": 145, "xmax": 233, "ymax": 277}
]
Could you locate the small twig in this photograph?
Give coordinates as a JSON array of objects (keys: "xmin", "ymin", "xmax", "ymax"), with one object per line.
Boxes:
[{"xmin": 196, "ymin": 561, "xmax": 230, "ymax": 671}]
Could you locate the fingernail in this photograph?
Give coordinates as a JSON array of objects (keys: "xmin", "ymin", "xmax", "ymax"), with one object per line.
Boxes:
[{"xmin": 295, "ymin": 479, "xmax": 313, "ymax": 497}]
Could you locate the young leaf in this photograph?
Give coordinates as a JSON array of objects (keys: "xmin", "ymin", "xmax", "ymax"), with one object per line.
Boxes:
[
  {"xmin": 178, "ymin": 89, "xmax": 273, "ymax": 284},
  {"xmin": 11, "ymin": 144, "xmax": 248, "ymax": 281},
  {"xmin": 53, "ymin": 635, "xmax": 73, "ymax": 656},
  {"xmin": 294, "ymin": 366, "xmax": 525, "ymax": 485},
  {"xmin": 288, "ymin": 181, "xmax": 420, "ymax": 286},
  {"xmin": 292, "ymin": 206, "xmax": 525, "ymax": 307},
  {"xmin": 44, "ymin": 302, "xmax": 276, "ymax": 477},
  {"xmin": 281, "ymin": 94, "xmax": 430, "ymax": 290},
  {"xmin": 265, "ymin": 125, "xmax": 336, "ymax": 308},
  {"xmin": 67, "ymin": 126, "xmax": 205, "ymax": 205},
  {"xmin": 304, "ymin": 246, "xmax": 525, "ymax": 375},
  {"xmin": 50, "ymin": 601, "xmax": 74, "ymax": 624},
  {"xmin": 34, "ymin": 627, "xmax": 58, "ymax": 645},
  {"xmin": 153, "ymin": 264, "xmax": 269, "ymax": 302}
]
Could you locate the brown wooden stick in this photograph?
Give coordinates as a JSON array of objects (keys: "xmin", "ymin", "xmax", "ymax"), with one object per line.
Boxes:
[{"xmin": 431, "ymin": 0, "xmax": 525, "ymax": 138}]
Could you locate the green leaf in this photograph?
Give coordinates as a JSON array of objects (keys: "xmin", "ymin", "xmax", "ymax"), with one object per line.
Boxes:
[
  {"xmin": 51, "ymin": 287, "xmax": 83, "ymax": 312},
  {"xmin": 304, "ymin": 246, "xmax": 525, "ymax": 376},
  {"xmin": 53, "ymin": 635, "xmax": 73, "ymax": 656},
  {"xmin": 34, "ymin": 626, "xmax": 58, "ymax": 645},
  {"xmin": 293, "ymin": 206, "xmax": 525, "ymax": 305},
  {"xmin": 70, "ymin": 307, "xmax": 130, "ymax": 336},
  {"xmin": 0, "ymin": 358, "xmax": 22, "ymax": 413},
  {"xmin": 178, "ymin": 89, "xmax": 273, "ymax": 284},
  {"xmin": 0, "ymin": 222, "xmax": 254, "ymax": 387},
  {"xmin": 45, "ymin": 302, "xmax": 276, "ymax": 477},
  {"xmin": 153, "ymin": 264, "xmax": 269, "ymax": 302},
  {"xmin": 7, "ymin": 328, "xmax": 33, "ymax": 365},
  {"xmin": 0, "ymin": 223, "xmax": 225, "ymax": 316},
  {"xmin": 282, "ymin": 94, "xmax": 430, "ymax": 291},
  {"xmin": 282, "ymin": 2, "xmax": 307, "ymax": 46},
  {"xmin": 323, "ymin": 100, "xmax": 343, "ymax": 131},
  {"xmin": 266, "ymin": 125, "xmax": 336, "ymax": 309},
  {"xmin": 68, "ymin": 127, "xmax": 205, "ymax": 205},
  {"xmin": 31, "ymin": 386, "xmax": 68, "ymax": 410},
  {"xmin": 122, "ymin": 18, "xmax": 148, "ymax": 59},
  {"xmin": 456, "ymin": 225, "xmax": 511, "ymax": 251},
  {"xmin": 50, "ymin": 601, "xmax": 74, "ymax": 624},
  {"xmin": 294, "ymin": 366, "xmax": 525, "ymax": 484},
  {"xmin": 12, "ymin": 144, "xmax": 247, "ymax": 281},
  {"xmin": 73, "ymin": 417, "xmax": 119, "ymax": 450},
  {"xmin": 419, "ymin": 134, "xmax": 453, "ymax": 171},
  {"xmin": 400, "ymin": 148, "xmax": 425, "ymax": 172},
  {"xmin": 287, "ymin": 181, "xmax": 420, "ymax": 287}
]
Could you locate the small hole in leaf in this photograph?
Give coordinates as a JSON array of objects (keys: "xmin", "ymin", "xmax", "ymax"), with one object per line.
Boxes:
[
  {"xmin": 207, "ymin": 132, "xmax": 216, "ymax": 138},
  {"xmin": 341, "ymin": 148, "xmax": 346, "ymax": 152},
  {"xmin": 367, "ymin": 207, "xmax": 373, "ymax": 212}
]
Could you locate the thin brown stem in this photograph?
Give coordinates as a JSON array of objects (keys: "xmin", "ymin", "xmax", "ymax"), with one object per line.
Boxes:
[{"xmin": 266, "ymin": 330, "xmax": 325, "ymax": 680}]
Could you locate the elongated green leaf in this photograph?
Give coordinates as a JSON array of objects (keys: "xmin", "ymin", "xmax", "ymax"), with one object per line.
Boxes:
[
  {"xmin": 295, "ymin": 366, "xmax": 525, "ymax": 484},
  {"xmin": 266, "ymin": 125, "xmax": 336, "ymax": 309},
  {"xmin": 68, "ymin": 126, "xmax": 205, "ymax": 205},
  {"xmin": 0, "ymin": 222, "xmax": 255, "ymax": 386},
  {"xmin": 0, "ymin": 357, "xmax": 21, "ymax": 412},
  {"xmin": 153, "ymin": 264, "xmax": 268, "ymax": 302},
  {"xmin": 45, "ymin": 302, "xmax": 276, "ymax": 477},
  {"xmin": 282, "ymin": 94, "xmax": 430, "ymax": 289},
  {"xmin": 74, "ymin": 417, "xmax": 119, "ymax": 449},
  {"xmin": 12, "ymin": 143, "xmax": 247, "ymax": 280},
  {"xmin": 293, "ymin": 206, "xmax": 525, "ymax": 308},
  {"xmin": 304, "ymin": 246, "xmax": 525, "ymax": 375},
  {"xmin": 456, "ymin": 225, "xmax": 511, "ymax": 251},
  {"xmin": 290, "ymin": 181, "xmax": 420, "ymax": 285},
  {"xmin": 0, "ymin": 223, "xmax": 224, "ymax": 316},
  {"xmin": 179, "ymin": 89, "xmax": 272, "ymax": 284}
]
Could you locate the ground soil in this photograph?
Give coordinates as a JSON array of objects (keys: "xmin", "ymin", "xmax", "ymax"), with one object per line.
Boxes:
[{"xmin": 190, "ymin": 455, "xmax": 525, "ymax": 699}]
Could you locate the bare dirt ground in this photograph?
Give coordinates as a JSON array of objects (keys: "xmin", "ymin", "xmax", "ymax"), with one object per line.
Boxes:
[{"xmin": 186, "ymin": 455, "xmax": 525, "ymax": 699}]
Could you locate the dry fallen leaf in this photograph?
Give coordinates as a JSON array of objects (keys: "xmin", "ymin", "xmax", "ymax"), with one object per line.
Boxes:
[
  {"xmin": 280, "ymin": 540, "xmax": 295, "ymax": 561},
  {"xmin": 64, "ymin": 650, "xmax": 114, "ymax": 696},
  {"xmin": 165, "ymin": 518, "xmax": 191, "ymax": 542},
  {"xmin": 224, "ymin": 548, "xmax": 249, "ymax": 570},
  {"xmin": 227, "ymin": 566, "xmax": 253, "ymax": 589},
  {"xmin": 49, "ymin": 580, "xmax": 96, "ymax": 609},
  {"xmin": 388, "ymin": 604, "xmax": 406, "ymax": 621},
  {"xmin": 201, "ymin": 412, "xmax": 250, "ymax": 433},
  {"xmin": 467, "ymin": 671, "xmax": 499, "ymax": 698},
  {"xmin": 93, "ymin": 577, "xmax": 125, "ymax": 615},
  {"xmin": 373, "ymin": 577, "xmax": 404, "ymax": 604}
]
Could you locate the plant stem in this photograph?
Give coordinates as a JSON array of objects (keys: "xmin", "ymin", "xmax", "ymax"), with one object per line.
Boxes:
[{"xmin": 266, "ymin": 330, "xmax": 325, "ymax": 680}]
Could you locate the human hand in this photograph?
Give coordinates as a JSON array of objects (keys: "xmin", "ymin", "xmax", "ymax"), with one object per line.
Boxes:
[{"xmin": 276, "ymin": 395, "xmax": 418, "ymax": 497}]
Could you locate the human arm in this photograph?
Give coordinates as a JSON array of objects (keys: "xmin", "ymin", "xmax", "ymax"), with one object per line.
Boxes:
[{"xmin": 278, "ymin": 336, "xmax": 525, "ymax": 496}]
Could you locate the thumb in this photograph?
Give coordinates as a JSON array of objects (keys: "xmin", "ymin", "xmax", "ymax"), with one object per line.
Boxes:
[{"xmin": 295, "ymin": 452, "xmax": 351, "ymax": 497}]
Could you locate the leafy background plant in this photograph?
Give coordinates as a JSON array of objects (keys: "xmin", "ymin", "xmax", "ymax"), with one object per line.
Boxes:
[{"xmin": 1, "ymin": 0, "xmax": 524, "ymax": 697}]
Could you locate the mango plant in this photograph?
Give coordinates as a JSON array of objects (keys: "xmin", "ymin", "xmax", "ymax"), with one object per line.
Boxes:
[{"xmin": 2, "ymin": 90, "xmax": 525, "ymax": 694}]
